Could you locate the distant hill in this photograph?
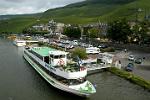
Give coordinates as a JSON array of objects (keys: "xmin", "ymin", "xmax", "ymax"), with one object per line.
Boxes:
[
  {"xmin": 0, "ymin": 17, "xmax": 39, "ymax": 33},
  {"xmin": 0, "ymin": 0, "xmax": 150, "ymax": 33},
  {"xmin": 42, "ymin": 0, "xmax": 149, "ymax": 23},
  {"xmin": 0, "ymin": 13, "xmax": 42, "ymax": 20},
  {"xmin": 0, "ymin": 13, "xmax": 42, "ymax": 33}
]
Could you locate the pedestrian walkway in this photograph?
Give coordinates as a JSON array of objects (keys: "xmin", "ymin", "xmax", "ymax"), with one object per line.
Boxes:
[
  {"xmin": 85, "ymin": 63, "xmax": 111, "ymax": 73},
  {"xmin": 115, "ymin": 51, "xmax": 131, "ymax": 58}
]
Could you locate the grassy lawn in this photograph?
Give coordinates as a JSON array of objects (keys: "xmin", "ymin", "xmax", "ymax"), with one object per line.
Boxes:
[{"xmin": 108, "ymin": 67, "xmax": 150, "ymax": 90}]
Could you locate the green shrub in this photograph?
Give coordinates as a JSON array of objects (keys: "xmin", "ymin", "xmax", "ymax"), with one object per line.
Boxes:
[
  {"xmin": 72, "ymin": 48, "xmax": 87, "ymax": 59},
  {"xmin": 108, "ymin": 67, "xmax": 150, "ymax": 90},
  {"xmin": 101, "ymin": 47, "xmax": 115, "ymax": 52}
]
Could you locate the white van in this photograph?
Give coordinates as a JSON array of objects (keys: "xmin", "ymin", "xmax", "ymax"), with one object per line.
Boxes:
[
  {"xmin": 72, "ymin": 40, "xmax": 78, "ymax": 45},
  {"xmin": 86, "ymin": 47, "xmax": 100, "ymax": 54}
]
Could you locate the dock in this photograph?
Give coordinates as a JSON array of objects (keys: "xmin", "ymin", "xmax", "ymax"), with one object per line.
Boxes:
[
  {"xmin": 26, "ymin": 40, "xmax": 39, "ymax": 43},
  {"xmin": 85, "ymin": 63, "xmax": 112, "ymax": 74}
]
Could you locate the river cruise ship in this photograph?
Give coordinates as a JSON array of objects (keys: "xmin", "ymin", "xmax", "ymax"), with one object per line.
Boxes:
[
  {"xmin": 13, "ymin": 39, "xmax": 26, "ymax": 47},
  {"xmin": 23, "ymin": 47, "xmax": 96, "ymax": 97}
]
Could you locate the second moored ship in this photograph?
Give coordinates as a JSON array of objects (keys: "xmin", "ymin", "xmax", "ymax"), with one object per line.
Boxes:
[{"xmin": 23, "ymin": 46, "xmax": 96, "ymax": 97}]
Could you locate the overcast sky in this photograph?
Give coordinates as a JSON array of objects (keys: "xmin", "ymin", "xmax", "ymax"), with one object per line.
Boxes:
[{"xmin": 0, "ymin": 0, "xmax": 84, "ymax": 15}]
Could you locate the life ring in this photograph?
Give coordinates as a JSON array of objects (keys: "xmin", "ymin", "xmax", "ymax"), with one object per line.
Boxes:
[
  {"xmin": 58, "ymin": 59, "xmax": 65, "ymax": 65},
  {"xmin": 80, "ymin": 67, "xmax": 86, "ymax": 71}
]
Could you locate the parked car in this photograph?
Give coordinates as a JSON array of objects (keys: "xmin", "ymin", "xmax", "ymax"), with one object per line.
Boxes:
[
  {"xmin": 80, "ymin": 43, "xmax": 88, "ymax": 48},
  {"xmin": 88, "ymin": 44, "xmax": 93, "ymax": 47},
  {"xmin": 98, "ymin": 44, "xmax": 108, "ymax": 49},
  {"xmin": 66, "ymin": 45, "xmax": 74, "ymax": 49},
  {"xmin": 72, "ymin": 40, "xmax": 78, "ymax": 45},
  {"xmin": 57, "ymin": 43, "xmax": 63, "ymax": 47},
  {"xmin": 50, "ymin": 42, "xmax": 56, "ymax": 45},
  {"xmin": 63, "ymin": 40, "xmax": 70, "ymax": 44},
  {"xmin": 61, "ymin": 44, "xmax": 66, "ymax": 48},
  {"xmin": 128, "ymin": 55, "xmax": 134, "ymax": 61},
  {"xmin": 134, "ymin": 58, "xmax": 142, "ymax": 64},
  {"xmin": 125, "ymin": 63, "xmax": 134, "ymax": 72}
]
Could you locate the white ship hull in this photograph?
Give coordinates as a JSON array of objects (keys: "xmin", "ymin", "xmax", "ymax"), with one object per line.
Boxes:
[
  {"xmin": 23, "ymin": 51, "xmax": 93, "ymax": 97},
  {"xmin": 13, "ymin": 40, "xmax": 26, "ymax": 47}
]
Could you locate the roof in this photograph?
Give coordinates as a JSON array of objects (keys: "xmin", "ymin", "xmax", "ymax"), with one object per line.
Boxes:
[
  {"xmin": 31, "ymin": 47, "xmax": 68, "ymax": 57},
  {"xmin": 31, "ymin": 47, "xmax": 55, "ymax": 57},
  {"xmin": 49, "ymin": 50, "xmax": 68, "ymax": 55}
]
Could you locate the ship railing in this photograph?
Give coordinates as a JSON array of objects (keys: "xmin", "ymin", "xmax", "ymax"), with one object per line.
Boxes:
[
  {"xmin": 45, "ymin": 62, "xmax": 87, "ymax": 73},
  {"xmin": 61, "ymin": 65, "xmax": 86, "ymax": 73},
  {"xmin": 45, "ymin": 63, "xmax": 56, "ymax": 72}
]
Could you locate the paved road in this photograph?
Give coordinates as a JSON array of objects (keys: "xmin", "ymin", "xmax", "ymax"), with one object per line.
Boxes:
[{"xmin": 115, "ymin": 50, "xmax": 150, "ymax": 81}]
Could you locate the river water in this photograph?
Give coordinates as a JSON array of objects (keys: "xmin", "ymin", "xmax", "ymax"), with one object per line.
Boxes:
[{"xmin": 0, "ymin": 38, "xmax": 149, "ymax": 100}]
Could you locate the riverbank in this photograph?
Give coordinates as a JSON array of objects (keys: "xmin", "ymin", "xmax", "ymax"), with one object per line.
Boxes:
[{"xmin": 108, "ymin": 67, "xmax": 150, "ymax": 91}]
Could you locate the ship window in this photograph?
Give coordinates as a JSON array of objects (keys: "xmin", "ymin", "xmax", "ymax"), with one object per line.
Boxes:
[
  {"xmin": 29, "ymin": 50, "xmax": 43, "ymax": 60},
  {"xmin": 54, "ymin": 56, "xmax": 59, "ymax": 59},
  {"xmin": 50, "ymin": 55, "xmax": 65, "ymax": 59},
  {"xmin": 49, "ymin": 58, "xmax": 51, "ymax": 64},
  {"xmin": 60, "ymin": 55, "xmax": 65, "ymax": 58},
  {"xmin": 44, "ymin": 56, "xmax": 49, "ymax": 64},
  {"xmin": 50, "ymin": 55, "xmax": 53, "ymax": 58}
]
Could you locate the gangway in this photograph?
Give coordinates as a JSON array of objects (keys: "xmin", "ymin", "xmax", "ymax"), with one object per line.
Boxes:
[{"xmin": 85, "ymin": 63, "xmax": 112, "ymax": 74}]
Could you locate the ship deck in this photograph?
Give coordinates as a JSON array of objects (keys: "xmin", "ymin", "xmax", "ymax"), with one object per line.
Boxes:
[{"xmin": 31, "ymin": 47, "xmax": 55, "ymax": 56}]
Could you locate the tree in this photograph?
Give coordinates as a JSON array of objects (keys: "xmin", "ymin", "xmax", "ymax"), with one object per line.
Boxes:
[
  {"xmin": 22, "ymin": 27, "xmax": 36, "ymax": 34},
  {"xmin": 131, "ymin": 20, "xmax": 149, "ymax": 43},
  {"xmin": 72, "ymin": 48, "xmax": 87, "ymax": 59},
  {"xmin": 22, "ymin": 27, "xmax": 48, "ymax": 35},
  {"xmin": 88, "ymin": 27, "xmax": 99, "ymax": 38},
  {"xmin": 107, "ymin": 18, "xmax": 132, "ymax": 43},
  {"xmin": 63, "ymin": 25, "xmax": 81, "ymax": 38}
]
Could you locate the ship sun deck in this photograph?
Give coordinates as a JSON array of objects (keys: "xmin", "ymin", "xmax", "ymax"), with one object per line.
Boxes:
[{"xmin": 31, "ymin": 47, "xmax": 55, "ymax": 57}]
